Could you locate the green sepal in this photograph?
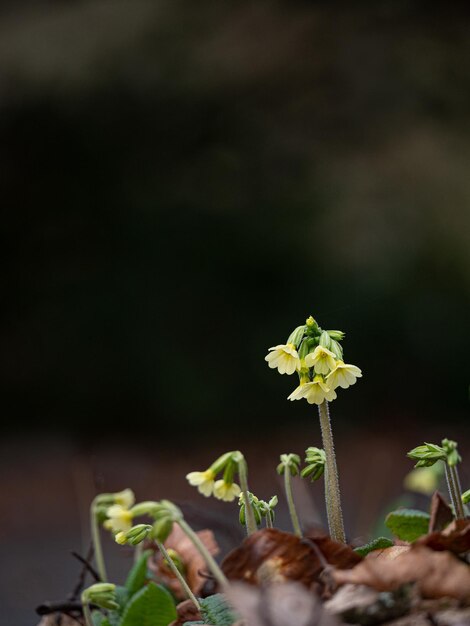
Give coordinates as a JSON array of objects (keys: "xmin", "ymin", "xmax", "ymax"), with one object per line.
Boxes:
[
  {"xmin": 354, "ymin": 537, "xmax": 394, "ymax": 557},
  {"xmin": 120, "ymin": 582, "xmax": 176, "ymax": 626},
  {"xmin": 319, "ymin": 331, "xmax": 331, "ymax": 349},
  {"xmin": 298, "ymin": 338, "xmax": 310, "ymax": 360},
  {"xmin": 287, "ymin": 325, "xmax": 307, "ymax": 348},
  {"xmin": 326, "ymin": 330, "xmax": 345, "ymax": 341},
  {"xmin": 125, "ymin": 550, "xmax": 152, "ymax": 597},
  {"xmin": 462, "ymin": 489, "xmax": 470, "ymax": 504},
  {"xmin": 199, "ymin": 594, "xmax": 238, "ymax": 626},
  {"xmin": 385, "ymin": 509, "xmax": 430, "ymax": 542},
  {"xmin": 329, "ymin": 339, "xmax": 343, "ymax": 359},
  {"xmin": 301, "ymin": 463, "xmax": 324, "ymax": 481}
]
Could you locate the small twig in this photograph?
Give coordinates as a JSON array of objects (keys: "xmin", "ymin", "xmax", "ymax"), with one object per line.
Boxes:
[
  {"xmin": 301, "ymin": 537, "xmax": 337, "ymax": 595},
  {"xmin": 36, "ymin": 601, "xmax": 86, "ymax": 616},
  {"xmin": 70, "ymin": 550, "xmax": 100, "ymax": 584},
  {"xmin": 69, "ymin": 544, "xmax": 97, "ymax": 600}
]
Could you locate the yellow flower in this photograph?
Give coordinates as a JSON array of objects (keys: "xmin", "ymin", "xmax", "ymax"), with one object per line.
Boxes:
[
  {"xmin": 288, "ymin": 376, "xmax": 337, "ymax": 405},
  {"xmin": 213, "ymin": 480, "xmax": 241, "ymax": 502},
  {"xmin": 103, "ymin": 505, "xmax": 133, "ymax": 533},
  {"xmin": 404, "ymin": 466, "xmax": 441, "ymax": 495},
  {"xmin": 304, "ymin": 345, "xmax": 337, "ymax": 375},
  {"xmin": 326, "ymin": 360, "xmax": 362, "ymax": 389},
  {"xmin": 114, "ymin": 531, "xmax": 128, "ymax": 545},
  {"xmin": 265, "ymin": 343, "xmax": 300, "ymax": 375},
  {"xmin": 186, "ymin": 470, "xmax": 216, "ymax": 497},
  {"xmin": 113, "ymin": 488, "xmax": 135, "ymax": 509}
]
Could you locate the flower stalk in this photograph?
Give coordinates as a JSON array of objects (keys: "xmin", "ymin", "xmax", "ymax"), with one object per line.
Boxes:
[
  {"xmin": 283, "ymin": 469, "xmax": 302, "ymax": 537},
  {"xmin": 318, "ymin": 401, "xmax": 345, "ymax": 543},
  {"xmin": 90, "ymin": 498, "xmax": 107, "ymax": 582},
  {"xmin": 236, "ymin": 455, "xmax": 257, "ymax": 535},
  {"xmin": 177, "ymin": 518, "xmax": 229, "ymax": 589},
  {"xmin": 156, "ymin": 540, "xmax": 200, "ymax": 610}
]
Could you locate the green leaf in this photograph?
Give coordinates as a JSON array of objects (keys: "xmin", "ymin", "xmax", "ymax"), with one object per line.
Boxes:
[
  {"xmin": 125, "ymin": 550, "xmax": 152, "ymax": 596},
  {"xmin": 385, "ymin": 509, "xmax": 430, "ymax": 542},
  {"xmin": 199, "ymin": 594, "xmax": 237, "ymax": 626},
  {"xmin": 91, "ymin": 611, "xmax": 112, "ymax": 626},
  {"xmin": 120, "ymin": 582, "xmax": 177, "ymax": 626},
  {"xmin": 354, "ymin": 536, "xmax": 394, "ymax": 557}
]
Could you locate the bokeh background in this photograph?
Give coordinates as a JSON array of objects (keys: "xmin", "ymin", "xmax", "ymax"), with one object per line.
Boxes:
[{"xmin": 1, "ymin": 1, "xmax": 469, "ymax": 624}]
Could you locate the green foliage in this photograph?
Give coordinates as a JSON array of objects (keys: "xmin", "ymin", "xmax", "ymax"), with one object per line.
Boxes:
[
  {"xmin": 354, "ymin": 536, "xmax": 394, "ymax": 557},
  {"xmin": 385, "ymin": 509, "xmax": 430, "ymax": 542},
  {"xmin": 199, "ymin": 594, "xmax": 237, "ymax": 626},
  {"xmin": 120, "ymin": 582, "xmax": 177, "ymax": 626},
  {"xmin": 92, "ymin": 611, "xmax": 112, "ymax": 626},
  {"xmin": 125, "ymin": 550, "xmax": 152, "ymax": 596}
]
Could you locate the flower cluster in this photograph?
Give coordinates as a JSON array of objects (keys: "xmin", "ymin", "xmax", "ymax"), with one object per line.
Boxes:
[
  {"xmin": 265, "ymin": 316, "xmax": 362, "ymax": 405},
  {"xmin": 186, "ymin": 452, "xmax": 241, "ymax": 502}
]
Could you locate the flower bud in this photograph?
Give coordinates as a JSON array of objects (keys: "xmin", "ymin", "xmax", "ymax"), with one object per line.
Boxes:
[
  {"xmin": 462, "ymin": 490, "xmax": 470, "ymax": 505},
  {"xmin": 82, "ymin": 583, "xmax": 119, "ymax": 611},
  {"xmin": 407, "ymin": 442, "xmax": 446, "ymax": 468},
  {"xmin": 327, "ymin": 330, "xmax": 345, "ymax": 341},
  {"xmin": 319, "ymin": 331, "xmax": 331, "ymax": 349},
  {"xmin": 153, "ymin": 515, "xmax": 174, "ymax": 543},
  {"xmin": 442, "ymin": 439, "xmax": 461, "ymax": 467},
  {"xmin": 287, "ymin": 325, "xmax": 307, "ymax": 348}
]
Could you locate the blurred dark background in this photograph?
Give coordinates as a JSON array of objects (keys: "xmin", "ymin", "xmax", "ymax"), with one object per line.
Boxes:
[{"xmin": 0, "ymin": 1, "xmax": 469, "ymax": 624}]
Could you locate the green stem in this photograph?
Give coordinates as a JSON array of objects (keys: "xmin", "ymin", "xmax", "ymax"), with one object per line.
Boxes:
[
  {"xmin": 237, "ymin": 458, "xmax": 257, "ymax": 535},
  {"xmin": 134, "ymin": 541, "xmax": 143, "ymax": 564},
  {"xmin": 156, "ymin": 541, "xmax": 200, "ymax": 610},
  {"xmin": 265, "ymin": 511, "xmax": 273, "ymax": 528},
  {"xmin": 446, "ymin": 464, "xmax": 465, "ymax": 519},
  {"xmin": 82, "ymin": 601, "xmax": 94, "ymax": 626},
  {"xmin": 318, "ymin": 401, "xmax": 346, "ymax": 543},
  {"xmin": 90, "ymin": 499, "xmax": 107, "ymax": 582},
  {"xmin": 284, "ymin": 470, "xmax": 302, "ymax": 537},
  {"xmin": 177, "ymin": 519, "xmax": 229, "ymax": 589}
]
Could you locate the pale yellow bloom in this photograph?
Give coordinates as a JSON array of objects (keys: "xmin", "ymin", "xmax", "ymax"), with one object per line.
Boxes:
[
  {"xmin": 114, "ymin": 531, "xmax": 128, "ymax": 545},
  {"xmin": 304, "ymin": 345, "xmax": 337, "ymax": 375},
  {"xmin": 213, "ymin": 480, "xmax": 241, "ymax": 502},
  {"xmin": 103, "ymin": 505, "xmax": 133, "ymax": 533},
  {"xmin": 326, "ymin": 360, "xmax": 362, "ymax": 389},
  {"xmin": 288, "ymin": 376, "xmax": 337, "ymax": 405},
  {"xmin": 265, "ymin": 343, "xmax": 300, "ymax": 375},
  {"xmin": 186, "ymin": 469, "xmax": 216, "ymax": 497},
  {"xmin": 404, "ymin": 467, "xmax": 440, "ymax": 495},
  {"xmin": 113, "ymin": 488, "xmax": 135, "ymax": 509}
]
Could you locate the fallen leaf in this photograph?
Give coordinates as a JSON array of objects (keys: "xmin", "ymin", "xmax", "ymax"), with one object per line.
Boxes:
[
  {"xmin": 333, "ymin": 546, "xmax": 470, "ymax": 601},
  {"xmin": 221, "ymin": 528, "xmax": 360, "ymax": 593},
  {"xmin": 366, "ymin": 546, "xmax": 410, "ymax": 561},
  {"xmin": 428, "ymin": 492, "xmax": 453, "ymax": 533},
  {"xmin": 168, "ymin": 599, "xmax": 202, "ymax": 626},
  {"xmin": 416, "ymin": 519, "xmax": 470, "ymax": 554},
  {"xmin": 226, "ymin": 582, "xmax": 340, "ymax": 626}
]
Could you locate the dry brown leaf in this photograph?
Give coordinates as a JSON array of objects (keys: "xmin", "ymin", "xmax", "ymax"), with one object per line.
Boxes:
[
  {"xmin": 366, "ymin": 546, "xmax": 410, "ymax": 561},
  {"xmin": 325, "ymin": 583, "xmax": 412, "ymax": 624},
  {"xmin": 226, "ymin": 582, "xmax": 340, "ymax": 626},
  {"xmin": 168, "ymin": 599, "xmax": 202, "ymax": 626},
  {"xmin": 428, "ymin": 492, "xmax": 453, "ymax": 533},
  {"xmin": 333, "ymin": 546, "xmax": 470, "ymax": 601},
  {"xmin": 149, "ymin": 525, "xmax": 219, "ymax": 598},
  {"xmin": 221, "ymin": 528, "xmax": 360, "ymax": 593},
  {"xmin": 416, "ymin": 519, "xmax": 470, "ymax": 554}
]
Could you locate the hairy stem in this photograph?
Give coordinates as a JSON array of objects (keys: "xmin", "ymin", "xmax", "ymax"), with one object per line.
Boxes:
[
  {"xmin": 90, "ymin": 500, "xmax": 107, "ymax": 582},
  {"xmin": 284, "ymin": 470, "xmax": 302, "ymax": 537},
  {"xmin": 447, "ymin": 464, "xmax": 465, "ymax": 519},
  {"xmin": 177, "ymin": 519, "xmax": 229, "ymax": 589},
  {"xmin": 318, "ymin": 401, "xmax": 346, "ymax": 543},
  {"xmin": 156, "ymin": 541, "xmax": 200, "ymax": 610},
  {"xmin": 237, "ymin": 458, "xmax": 257, "ymax": 535}
]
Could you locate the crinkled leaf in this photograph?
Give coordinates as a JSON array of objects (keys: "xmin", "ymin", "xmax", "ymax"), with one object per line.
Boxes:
[
  {"xmin": 385, "ymin": 509, "xmax": 430, "ymax": 542},
  {"xmin": 222, "ymin": 528, "xmax": 360, "ymax": 595},
  {"xmin": 199, "ymin": 594, "xmax": 237, "ymax": 626},
  {"xmin": 354, "ymin": 537, "xmax": 394, "ymax": 557},
  {"xmin": 416, "ymin": 519, "xmax": 470, "ymax": 553},
  {"xmin": 333, "ymin": 546, "xmax": 470, "ymax": 601},
  {"xmin": 428, "ymin": 492, "xmax": 453, "ymax": 533},
  {"xmin": 125, "ymin": 549, "xmax": 152, "ymax": 596},
  {"xmin": 120, "ymin": 581, "xmax": 177, "ymax": 626}
]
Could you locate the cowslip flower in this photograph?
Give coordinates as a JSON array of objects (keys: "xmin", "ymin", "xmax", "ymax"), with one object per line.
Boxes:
[
  {"xmin": 186, "ymin": 469, "xmax": 216, "ymax": 497},
  {"xmin": 213, "ymin": 479, "xmax": 241, "ymax": 502},
  {"xmin": 304, "ymin": 345, "xmax": 337, "ymax": 375},
  {"xmin": 113, "ymin": 488, "xmax": 135, "ymax": 509},
  {"xmin": 265, "ymin": 343, "xmax": 300, "ymax": 375},
  {"xmin": 103, "ymin": 504, "xmax": 133, "ymax": 533},
  {"xmin": 288, "ymin": 376, "xmax": 337, "ymax": 405},
  {"xmin": 326, "ymin": 360, "xmax": 362, "ymax": 389}
]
